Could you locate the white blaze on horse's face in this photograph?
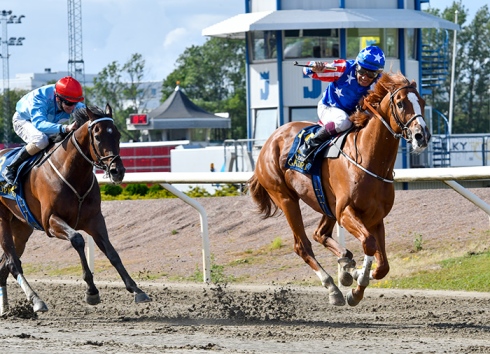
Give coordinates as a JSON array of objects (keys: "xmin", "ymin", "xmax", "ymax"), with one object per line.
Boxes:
[
  {"xmin": 407, "ymin": 92, "xmax": 430, "ymax": 152},
  {"xmin": 407, "ymin": 92, "xmax": 426, "ymax": 129},
  {"xmin": 107, "ymin": 127, "xmax": 113, "ymax": 134}
]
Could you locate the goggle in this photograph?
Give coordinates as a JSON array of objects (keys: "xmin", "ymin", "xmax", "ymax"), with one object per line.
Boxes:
[
  {"xmin": 356, "ymin": 65, "xmax": 380, "ymax": 79},
  {"xmin": 61, "ymin": 99, "xmax": 77, "ymax": 107}
]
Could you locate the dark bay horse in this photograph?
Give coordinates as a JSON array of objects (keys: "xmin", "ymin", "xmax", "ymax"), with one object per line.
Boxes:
[
  {"xmin": 248, "ymin": 72, "xmax": 431, "ymax": 306},
  {"xmin": 0, "ymin": 104, "xmax": 150, "ymax": 315}
]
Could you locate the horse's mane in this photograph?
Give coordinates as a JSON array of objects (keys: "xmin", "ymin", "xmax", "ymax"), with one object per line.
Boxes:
[
  {"xmin": 350, "ymin": 72, "xmax": 412, "ymax": 128},
  {"xmin": 72, "ymin": 105, "xmax": 106, "ymax": 127},
  {"xmin": 50, "ymin": 106, "xmax": 106, "ymax": 143}
]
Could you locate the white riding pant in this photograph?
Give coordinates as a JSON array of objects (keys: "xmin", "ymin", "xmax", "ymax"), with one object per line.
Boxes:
[
  {"xmin": 12, "ymin": 112, "xmax": 50, "ymax": 150},
  {"xmin": 317, "ymin": 101, "xmax": 352, "ymax": 133}
]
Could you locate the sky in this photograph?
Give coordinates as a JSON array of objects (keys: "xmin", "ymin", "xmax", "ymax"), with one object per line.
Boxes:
[{"xmin": 0, "ymin": 0, "xmax": 487, "ymax": 82}]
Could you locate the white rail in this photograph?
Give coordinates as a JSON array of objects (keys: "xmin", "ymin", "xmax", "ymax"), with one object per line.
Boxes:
[{"xmin": 93, "ymin": 166, "xmax": 490, "ymax": 283}]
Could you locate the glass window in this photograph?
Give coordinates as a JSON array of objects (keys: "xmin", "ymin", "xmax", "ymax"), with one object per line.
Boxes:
[
  {"xmin": 284, "ymin": 29, "xmax": 339, "ymax": 59},
  {"xmin": 346, "ymin": 28, "xmax": 397, "ymax": 59},
  {"xmin": 251, "ymin": 31, "xmax": 277, "ymax": 61},
  {"xmin": 290, "ymin": 107, "xmax": 317, "ymax": 123},
  {"xmin": 406, "ymin": 29, "xmax": 417, "ymax": 60},
  {"xmin": 254, "ymin": 109, "xmax": 278, "ymax": 145}
]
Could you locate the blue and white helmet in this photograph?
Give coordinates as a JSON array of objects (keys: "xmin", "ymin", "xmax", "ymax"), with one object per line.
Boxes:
[{"xmin": 356, "ymin": 45, "xmax": 385, "ymax": 71}]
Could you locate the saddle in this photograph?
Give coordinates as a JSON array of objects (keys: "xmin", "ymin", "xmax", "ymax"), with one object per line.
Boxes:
[{"xmin": 285, "ymin": 125, "xmax": 351, "ymax": 218}]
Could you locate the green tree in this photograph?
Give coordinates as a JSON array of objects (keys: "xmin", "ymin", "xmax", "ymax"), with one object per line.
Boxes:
[
  {"xmin": 425, "ymin": 2, "xmax": 490, "ymax": 133},
  {"xmin": 86, "ymin": 53, "xmax": 146, "ymax": 141},
  {"xmin": 453, "ymin": 4, "xmax": 490, "ymax": 133},
  {"xmin": 161, "ymin": 37, "xmax": 247, "ymax": 139},
  {"xmin": 0, "ymin": 89, "xmax": 29, "ymax": 145}
]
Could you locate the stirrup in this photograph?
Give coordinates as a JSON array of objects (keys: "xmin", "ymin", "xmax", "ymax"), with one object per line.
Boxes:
[{"xmin": 2, "ymin": 169, "xmax": 17, "ymax": 186}]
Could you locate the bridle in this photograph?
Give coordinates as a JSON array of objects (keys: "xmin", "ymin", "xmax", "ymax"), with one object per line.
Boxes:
[
  {"xmin": 337, "ymin": 84, "xmax": 424, "ymax": 184},
  {"xmin": 71, "ymin": 117, "xmax": 122, "ymax": 180},
  {"xmin": 45, "ymin": 116, "xmax": 122, "ymax": 228},
  {"xmin": 364, "ymin": 85, "xmax": 424, "ymax": 143}
]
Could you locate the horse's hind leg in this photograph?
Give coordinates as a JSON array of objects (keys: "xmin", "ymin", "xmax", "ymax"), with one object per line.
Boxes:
[
  {"xmin": 272, "ymin": 196, "xmax": 345, "ymax": 306},
  {"xmin": 0, "ymin": 217, "xmax": 48, "ymax": 313},
  {"xmin": 312, "ymin": 216, "xmax": 356, "ymax": 286},
  {"xmin": 0, "ymin": 254, "xmax": 9, "ymax": 315}
]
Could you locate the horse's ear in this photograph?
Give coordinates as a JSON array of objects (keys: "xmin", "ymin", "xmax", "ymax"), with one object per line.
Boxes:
[
  {"xmin": 105, "ymin": 103, "xmax": 112, "ymax": 117},
  {"xmin": 411, "ymin": 80, "xmax": 417, "ymax": 89},
  {"xmin": 86, "ymin": 107, "xmax": 95, "ymax": 121}
]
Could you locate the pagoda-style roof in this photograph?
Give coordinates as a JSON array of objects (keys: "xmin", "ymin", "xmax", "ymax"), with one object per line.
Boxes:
[{"xmin": 147, "ymin": 85, "xmax": 230, "ymax": 129}]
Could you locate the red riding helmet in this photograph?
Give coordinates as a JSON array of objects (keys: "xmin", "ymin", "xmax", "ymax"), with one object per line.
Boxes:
[{"xmin": 55, "ymin": 76, "xmax": 84, "ymax": 102}]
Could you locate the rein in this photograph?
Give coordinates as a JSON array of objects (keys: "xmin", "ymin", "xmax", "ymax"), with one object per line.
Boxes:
[
  {"xmin": 338, "ymin": 85, "xmax": 422, "ymax": 184},
  {"xmin": 46, "ymin": 116, "xmax": 120, "ymax": 228}
]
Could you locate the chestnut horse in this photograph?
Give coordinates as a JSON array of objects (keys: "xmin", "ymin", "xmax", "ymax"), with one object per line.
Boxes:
[
  {"xmin": 248, "ymin": 72, "xmax": 431, "ymax": 306},
  {"xmin": 0, "ymin": 104, "xmax": 150, "ymax": 315}
]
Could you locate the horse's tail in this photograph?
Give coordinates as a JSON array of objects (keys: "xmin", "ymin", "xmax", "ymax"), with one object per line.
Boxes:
[{"xmin": 247, "ymin": 173, "xmax": 279, "ymax": 219}]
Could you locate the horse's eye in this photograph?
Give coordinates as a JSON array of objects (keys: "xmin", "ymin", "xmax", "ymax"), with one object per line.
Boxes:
[{"xmin": 397, "ymin": 101, "xmax": 403, "ymax": 109}]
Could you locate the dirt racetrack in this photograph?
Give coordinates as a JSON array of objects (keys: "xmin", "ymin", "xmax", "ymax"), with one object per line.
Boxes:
[
  {"xmin": 1, "ymin": 189, "xmax": 490, "ymax": 353},
  {"xmin": 2, "ymin": 280, "xmax": 490, "ymax": 353}
]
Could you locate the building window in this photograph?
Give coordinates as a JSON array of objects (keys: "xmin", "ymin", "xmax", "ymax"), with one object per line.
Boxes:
[
  {"xmin": 290, "ymin": 107, "xmax": 318, "ymax": 123},
  {"xmin": 284, "ymin": 29, "xmax": 339, "ymax": 59},
  {"xmin": 346, "ymin": 28, "xmax": 397, "ymax": 59},
  {"xmin": 406, "ymin": 28, "xmax": 417, "ymax": 60},
  {"xmin": 251, "ymin": 31, "xmax": 277, "ymax": 61},
  {"xmin": 254, "ymin": 109, "xmax": 278, "ymax": 145}
]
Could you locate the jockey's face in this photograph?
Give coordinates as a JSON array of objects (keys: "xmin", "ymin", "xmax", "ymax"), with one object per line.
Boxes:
[
  {"xmin": 58, "ymin": 98, "xmax": 77, "ymax": 113},
  {"xmin": 356, "ymin": 65, "xmax": 379, "ymax": 87}
]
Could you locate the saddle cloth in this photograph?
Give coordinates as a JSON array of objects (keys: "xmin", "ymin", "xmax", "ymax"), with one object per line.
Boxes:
[
  {"xmin": 0, "ymin": 147, "xmax": 44, "ymax": 230},
  {"xmin": 285, "ymin": 125, "xmax": 349, "ymax": 219}
]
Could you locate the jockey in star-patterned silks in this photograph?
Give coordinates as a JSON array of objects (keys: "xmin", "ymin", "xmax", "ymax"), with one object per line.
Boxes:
[{"xmin": 299, "ymin": 45, "xmax": 386, "ymax": 161}]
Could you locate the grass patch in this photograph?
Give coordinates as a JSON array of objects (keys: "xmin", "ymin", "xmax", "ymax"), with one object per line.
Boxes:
[
  {"xmin": 375, "ymin": 251, "xmax": 490, "ymax": 292},
  {"xmin": 269, "ymin": 237, "xmax": 283, "ymax": 251}
]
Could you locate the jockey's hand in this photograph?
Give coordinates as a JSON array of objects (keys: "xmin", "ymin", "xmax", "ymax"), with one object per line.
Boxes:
[
  {"xmin": 311, "ymin": 62, "xmax": 326, "ymax": 73},
  {"xmin": 65, "ymin": 121, "xmax": 78, "ymax": 133}
]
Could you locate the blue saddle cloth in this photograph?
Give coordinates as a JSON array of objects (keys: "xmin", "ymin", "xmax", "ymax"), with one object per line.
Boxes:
[
  {"xmin": 0, "ymin": 148, "xmax": 44, "ymax": 230},
  {"xmin": 285, "ymin": 125, "xmax": 336, "ymax": 219}
]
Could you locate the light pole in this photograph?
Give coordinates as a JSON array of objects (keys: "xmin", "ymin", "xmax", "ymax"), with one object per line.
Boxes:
[{"xmin": 0, "ymin": 10, "xmax": 25, "ymax": 147}]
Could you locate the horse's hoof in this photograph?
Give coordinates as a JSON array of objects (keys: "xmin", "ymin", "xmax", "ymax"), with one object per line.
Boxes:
[
  {"xmin": 135, "ymin": 292, "xmax": 151, "ymax": 303},
  {"xmin": 338, "ymin": 257, "xmax": 356, "ymax": 270},
  {"xmin": 339, "ymin": 271, "xmax": 354, "ymax": 287},
  {"xmin": 0, "ymin": 305, "xmax": 9, "ymax": 316},
  {"xmin": 346, "ymin": 290, "xmax": 361, "ymax": 307},
  {"xmin": 86, "ymin": 293, "xmax": 101, "ymax": 305},
  {"xmin": 33, "ymin": 299, "xmax": 48, "ymax": 313},
  {"xmin": 328, "ymin": 288, "xmax": 346, "ymax": 306}
]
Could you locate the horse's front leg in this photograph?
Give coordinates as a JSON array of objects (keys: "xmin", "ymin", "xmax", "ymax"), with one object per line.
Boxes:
[
  {"xmin": 49, "ymin": 215, "xmax": 100, "ymax": 305},
  {"xmin": 86, "ymin": 214, "xmax": 150, "ymax": 304},
  {"xmin": 313, "ymin": 215, "xmax": 356, "ymax": 286},
  {"xmin": 341, "ymin": 211, "xmax": 389, "ymax": 306}
]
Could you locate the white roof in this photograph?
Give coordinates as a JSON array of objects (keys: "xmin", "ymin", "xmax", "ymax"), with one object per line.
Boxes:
[{"xmin": 202, "ymin": 8, "xmax": 460, "ymax": 39}]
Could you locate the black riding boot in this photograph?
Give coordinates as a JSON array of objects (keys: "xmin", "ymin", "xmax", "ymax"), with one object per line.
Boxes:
[
  {"xmin": 2, "ymin": 147, "xmax": 32, "ymax": 186},
  {"xmin": 298, "ymin": 127, "xmax": 333, "ymax": 159}
]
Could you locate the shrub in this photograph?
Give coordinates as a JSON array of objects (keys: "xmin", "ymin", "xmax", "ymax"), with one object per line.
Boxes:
[
  {"xmin": 124, "ymin": 183, "xmax": 149, "ymax": 196},
  {"xmin": 101, "ymin": 184, "xmax": 123, "ymax": 196}
]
